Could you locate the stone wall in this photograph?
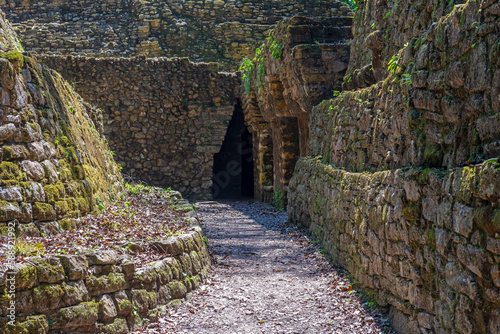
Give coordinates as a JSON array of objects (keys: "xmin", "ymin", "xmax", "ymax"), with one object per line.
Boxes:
[
  {"xmin": 39, "ymin": 55, "xmax": 240, "ymax": 200},
  {"xmin": 1, "ymin": 223, "xmax": 211, "ymax": 333},
  {"xmin": 343, "ymin": 0, "xmax": 471, "ymax": 90},
  {"xmin": 289, "ymin": 158, "xmax": 500, "ymax": 334},
  {"xmin": 2, "ymin": 0, "xmax": 352, "ymax": 70},
  {"xmin": 0, "ymin": 10, "xmax": 122, "ymax": 239},
  {"xmin": 309, "ymin": 0, "xmax": 500, "ymax": 172},
  {"xmin": 288, "ymin": 1, "xmax": 500, "ymax": 333},
  {"xmin": 241, "ymin": 15, "xmax": 353, "ymax": 202}
]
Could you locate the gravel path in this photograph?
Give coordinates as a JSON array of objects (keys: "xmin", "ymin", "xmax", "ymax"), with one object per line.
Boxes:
[{"xmin": 140, "ymin": 201, "xmax": 393, "ymax": 334}]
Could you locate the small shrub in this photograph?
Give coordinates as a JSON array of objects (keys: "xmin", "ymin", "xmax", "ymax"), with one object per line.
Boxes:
[{"xmin": 271, "ymin": 188, "xmax": 285, "ymax": 211}]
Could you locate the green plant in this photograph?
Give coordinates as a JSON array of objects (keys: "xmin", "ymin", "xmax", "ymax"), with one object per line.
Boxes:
[
  {"xmin": 96, "ymin": 196, "xmax": 105, "ymax": 211},
  {"xmin": 401, "ymin": 73, "xmax": 412, "ymax": 85},
  {"xmin": 14, "ymin": 239, "xmax": 45, "ymax": 257},
  {"xmin": 387, "ymin": 54, "xmax": 399, "ymax": 74},
  {"xmin": 239, "ymin": 58, "xmax": 254, "ymax": 96},
  {"xmin": 271, "ymin": 188, "xmax": 285, "ymax": 211},
  {"xmin": 257, "ymin": 62, "xmax": 266, "ymax": 92},
  {"xmin": 269, "ymin": 40, "xmax": 284, "ymax": 59},
  {"xmin": 340, "ymin": 0, "xmax": 357, "ymax": 11}
]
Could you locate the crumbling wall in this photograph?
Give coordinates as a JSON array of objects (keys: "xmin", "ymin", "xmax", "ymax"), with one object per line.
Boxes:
[
  {"xmin": 241, "ymin": 14, "xmax": 353, "ymax": 202},
  {"xmin": 2, "ymin": 0, "xmax": 351, "ymax": 70},
  {"xmin": 309, "ymin": 0, "xmax": 499, "ymax": 172},
  {"xmin": 40, "ymin": 55, "xmax": 240, "ymax": 200},
  {"xmin": 0, "ymin": 10, "xmax": 122, "ymax": 239},
  {"xmin": 288, "ymin": 1, "xmax": 500, "ymax": 333},
  {"xmin": 343, "ymin": 0, "xmax": 471, "ymax": 90}
]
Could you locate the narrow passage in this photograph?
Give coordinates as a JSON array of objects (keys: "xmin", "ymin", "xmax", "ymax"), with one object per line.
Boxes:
[{"xmin": 141, "ymin": 201, "xmax": 393, "ymax": 333}]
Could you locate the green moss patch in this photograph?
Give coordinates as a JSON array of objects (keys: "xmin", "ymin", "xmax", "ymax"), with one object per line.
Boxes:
[{"xmin": 0, "ymin": 51, "xmax": 24, "ymax": 72}]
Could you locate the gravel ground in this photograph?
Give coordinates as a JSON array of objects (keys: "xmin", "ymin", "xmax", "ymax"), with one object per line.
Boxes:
[{"xmin": 136, "ymin": 200, "xmax": 394, "ymax": 334}]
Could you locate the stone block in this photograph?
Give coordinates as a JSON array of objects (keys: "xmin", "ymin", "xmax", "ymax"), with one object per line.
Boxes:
[
  {"xmin": 12, "ymin": 262, "xmax": 38, "ymax": 291},
  {"xmin": 95, "ymin": 317, "xmax": 129, "ymax": 334},
  {"xmin": 86, "ymin": 250, "xmax": 120, "ymax": 265},
  {"xmin": 61, "ymin": 280, "xmax": 89, "ymax": 307},
  {"xmin": 167, "ymin": 281, "xmax": 187, "ymax": 300},
  {"xmin": 50, "ymin": 301, "xmax": 99, "ymax": 331},
  {"xmin": 98, "ymin": 294, "xmax": 117, "ymax": 323},
  {"xmin": 87, "ymin": 272, "xmax": 128, "ymax": 296},
  {"xmin": 32, "ymin": 283, "xmax": 64, "ymax": 314},
  {"xmin": 453, "ymin": 202, "xmax": 474, "ymax": 238},
  {"xmin": 113, "ymin": 290, "xmax": 133, "ymax": 317},
  {"xmin": 58, "ymin": 255, "xmax": 88, "ymax": 280},
  {"xmin": 132, "ymin": 266, "xmax": 157, "ymax": 290}
]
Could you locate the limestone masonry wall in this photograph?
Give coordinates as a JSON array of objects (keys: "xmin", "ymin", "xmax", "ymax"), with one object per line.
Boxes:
[
  {"xmin": 309, "ymin": 0, "xmax": 499, "ymax": 172},
  {"xmin": 0, "ymin": 10, "xmax": 122, "ymax": 239},
  {"xmin": 289, "ymin": 158, "xmax": 500, "ymax": 334},
  {"xmin": 1, "ymin": 223, "xmax": 211, "ymax": 333},
  {"xmin": 288, "ymin": 1, "xmax": 500, "ymax": 333},
  {"xmin": 0, "ymin": 12, "xmax": 213, "ymax": 333},
  {"xmin": 344, "ymin": 0, "xmax": 472, "ymax": 90},
  {"xmin": 241, "ymin": 15, "xmax": 353, "ymax": 202},
  {"xmin": 2, "ymin": 0, "xmax": 352, "ymax": 70},
  {"xmin": 40, "ymin": 55, "xmax": 240, "ymax": 200}
]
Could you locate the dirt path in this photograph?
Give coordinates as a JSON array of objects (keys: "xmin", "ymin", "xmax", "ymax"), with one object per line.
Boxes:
[{"xmin": 140, "ymin": 201, "xmax": 393, "ymax": 333}]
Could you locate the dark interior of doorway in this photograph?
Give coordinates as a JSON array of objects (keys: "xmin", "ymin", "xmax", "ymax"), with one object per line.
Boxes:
[{"xmin": 212, "ymin": 102, "xmax": 254, "ymax": 199}]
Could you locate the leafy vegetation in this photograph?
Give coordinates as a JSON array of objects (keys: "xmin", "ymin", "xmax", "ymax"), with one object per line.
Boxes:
[
  {"xmin": 239, "ymin": 58, "xmax": 254, "ymax": 96},
  {"xmin": 387, "ymin": 54, "xmax": 399, "ymax": 74},
  {"xmin": 271, "ymin": 188, "xmax": 285, "ymax": 211},
  {"xmin": 341, "ymin": 0, "xmax": 357, "ymax": 11}
]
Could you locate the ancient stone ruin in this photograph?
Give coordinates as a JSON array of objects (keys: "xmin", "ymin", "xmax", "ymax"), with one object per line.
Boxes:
[{"xmin": 0, "ymin": 0, "xmax": 499, "ymax": 333}]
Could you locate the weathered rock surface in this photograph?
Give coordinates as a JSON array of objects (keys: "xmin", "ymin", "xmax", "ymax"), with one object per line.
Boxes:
[
  {"xmin": 2, "ymin": 0, "xmax": 352, "ymax": 70},
  {"xmin": 0, "ymin": 225, "xmax": 211, "ymax": 333},
  {"xmin": 289, "ymin": 157, "xmax": 500, "ymax": 334},
  {"xmin": 287, "ymin": 1, "xmax": 500, "ymax": 333},
  {"xmin": 40, "ymin": 55, "xmax": 239, "ymax": 200},
  {"xmin": 242, "ymin": 16, "xmax": 353, "ymax": 202},
  {"xmin": 0, "ymin": 9, "xmax": 122, "ymax": 237}
]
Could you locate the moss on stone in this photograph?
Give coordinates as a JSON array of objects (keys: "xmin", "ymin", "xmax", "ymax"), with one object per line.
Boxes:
[
  {"xmin": 32, "ymin": 202, "xmax": 56, "ymax": 221},
  {"xmin": 0, "ymin": 51, "xmax": 24, "ymax": 72},
  {"xmin": 1, "ymin": 315, "xmax": 48, "ymax": 334},
  {"xmin": 0, "ymin": 161, "xmax": 26, "ymax": 185},
  {"xmin": 43, "ymin": 185, "xmax": 58, "ymax": 204},
  {"xmin": 491, "ymin": 209, "xmax": 500, "ymax": 235},
  {"xmin": 403, "ymin": 204, "xmax": 420, "ymax": 222},
  {"xmin": 55, "ymin": 200, "xmax": 70, "ymax": 217},
  {"xmin": 2, "ymin": 145, "xmax": 29, "ymax": 160},
  {"xmin": 426, "ymin": 229, "xmax": 436, "ymax": 250}
]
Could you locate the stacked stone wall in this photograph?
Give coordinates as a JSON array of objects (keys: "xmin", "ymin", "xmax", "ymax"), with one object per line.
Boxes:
[
  {"xmin": 309, "ymin": 0, "xmax": 499, "ymax": 172},
  {"xmin": 1, "ymin": 223, "xmax": 211, "ymax": 333},
  {"xmin": 289, "ymin": 158, "xmax": 500, "ymax": 334},
  {"xmin": 344, "ymin": 0, "xmax": 472, "ymax": 90},
  {"xmin": 39, "ymin": 55, "xmax": 240, "ymax": 200},
  {"xmin": 288, "ymin": 1, "xmax": 500, "ymax": 333},
  {"xmin": 0, "ymin": 10, "xmax": 122, "ymax": 240},
  {"xmin": 0, "ymin": 12, "xmax": 213, "ymax": 333},
  {"xmin": 2, "ymin": 0, "xmax": 352, "ymax": 70}
]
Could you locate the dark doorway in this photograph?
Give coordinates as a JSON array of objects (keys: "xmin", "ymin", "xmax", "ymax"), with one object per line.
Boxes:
[{"xmin": 212, "ymin": 102, "xmax": 254, "ymax": 199}]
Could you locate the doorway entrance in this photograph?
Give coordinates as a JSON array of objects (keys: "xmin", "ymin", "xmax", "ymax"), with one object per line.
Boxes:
[{"xmin": 212, "ymin": 102, "xmax": 254, "ymax": 199}]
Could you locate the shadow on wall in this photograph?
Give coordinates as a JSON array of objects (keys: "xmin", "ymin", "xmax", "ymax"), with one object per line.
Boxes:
[{"xmin": 212, "ymin": 101, "xmax": 254, "ymax": 199}]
